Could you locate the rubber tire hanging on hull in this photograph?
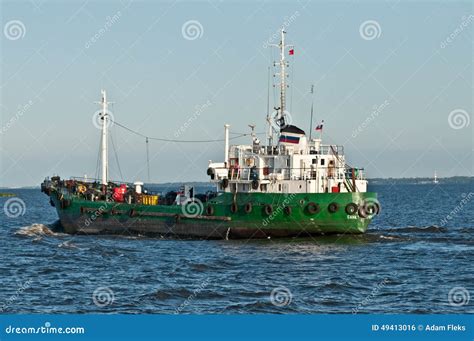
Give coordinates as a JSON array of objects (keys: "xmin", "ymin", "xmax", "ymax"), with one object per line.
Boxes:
[
  {"xmin": 306, "ymin": 202, "xmax": 320, "ymax": 215},
  {"xmin": 251, "ymin": 180, "xmax": 259, "ymax": 190},
  {"xmin": 345, "ymin": 203, "xmax": 358, "ymax": 215},
  {"xmin": 328, "ymin": 202, "xmax": 339, "ymax": 213},
  {"xmin": 264, "ymin": 204, "xmax": 273, "ymax": 216},
  {"xmin": 206, "ymin": 205, "xmax": 214, "ymax": 216},
  {"xmin": 222, "ymin": 178, "xmax": 229, "ymax": 189}
]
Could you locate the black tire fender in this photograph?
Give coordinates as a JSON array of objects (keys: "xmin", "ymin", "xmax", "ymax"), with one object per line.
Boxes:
[
  {"xmin": 306, "ymin": 202, "xmax": 320, "ymax": 215},
  {"xmin": 345, "ymin": 203, "xmax": 358, "ymax": 215},
  {"xmin": 264, "ymin": 204, "xmax": 273, "ymax": 216},
  {"xmin": 206, "ymin": 205, "xmax": 214, "ymax": 216},
  {"xmin": 328, "ymin": 202, "xmax": 339, "ymax": 213}
]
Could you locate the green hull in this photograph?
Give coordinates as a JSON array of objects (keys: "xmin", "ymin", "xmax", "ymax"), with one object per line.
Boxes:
[{"xmin": 48, "ymin": 190, "xmax": 378, "ymax": 239}]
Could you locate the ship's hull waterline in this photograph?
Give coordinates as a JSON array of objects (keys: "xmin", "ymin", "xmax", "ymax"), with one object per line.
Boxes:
[{"xmin": 48, "ymin": 191, "xmax": 377, "ymax": 239}]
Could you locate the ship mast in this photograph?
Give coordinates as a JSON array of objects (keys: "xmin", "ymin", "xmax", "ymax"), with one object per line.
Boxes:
[
  {"xmin": 99, "ymin": 90, "xmax": 110, "ymax": 186},
  {"xmin": 270, "ymin": 29, "xmax": 292, "ymax": 131}
]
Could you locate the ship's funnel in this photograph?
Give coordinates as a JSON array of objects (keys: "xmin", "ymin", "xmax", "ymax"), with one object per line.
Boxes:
[{"xmin": 279, "ymin": 125, "xmax": 307, "ymax": 152}]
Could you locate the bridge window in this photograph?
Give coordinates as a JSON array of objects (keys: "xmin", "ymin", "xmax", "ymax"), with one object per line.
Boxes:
[{"xmin": 321, "ymin": 159, "xmax": 325, "ymax": 166}]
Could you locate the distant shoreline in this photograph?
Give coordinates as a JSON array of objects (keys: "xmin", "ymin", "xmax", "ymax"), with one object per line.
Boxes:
[{"xmin": 1, "ymin": 176, "xmax": 472, "ymax": 190}]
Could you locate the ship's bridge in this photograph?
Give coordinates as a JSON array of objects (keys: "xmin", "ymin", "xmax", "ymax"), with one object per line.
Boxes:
[{"xmin": 207, "ymin": 124, "xmax": 367, "ymax": 195}]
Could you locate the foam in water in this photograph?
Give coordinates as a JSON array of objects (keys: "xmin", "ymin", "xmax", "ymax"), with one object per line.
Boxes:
[{"xmin": 15, "ymin": 223, "xmax": 56, "ymax": 237}]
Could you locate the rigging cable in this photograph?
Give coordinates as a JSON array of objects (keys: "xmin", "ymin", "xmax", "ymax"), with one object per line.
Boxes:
[
  {"xmin": 110, "ymin": 118, "xmax": 251, "ymax": 143},
  {"xmin": 110, "ymin": 130, "xmax": 124, "ymax": 181},
  {"xmin": 145, "ymin": 137, "xmax": 150, "ymax": 183}
]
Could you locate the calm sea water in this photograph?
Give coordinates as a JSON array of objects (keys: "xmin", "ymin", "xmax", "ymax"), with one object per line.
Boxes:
[{"xmin": 1, "ymin": 183, "xmax": 473, "ymax": 314}]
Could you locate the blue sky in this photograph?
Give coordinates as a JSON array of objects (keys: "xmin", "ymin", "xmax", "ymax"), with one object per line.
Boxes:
[{"xmin": 1, "ymin": 0, "xmax": 472, "ymax": 187}]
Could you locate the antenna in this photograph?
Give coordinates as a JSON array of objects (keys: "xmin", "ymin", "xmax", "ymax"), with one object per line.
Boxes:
[
  {"xmin": 266, "ymin": 66, "xmax": 272, "ymax": 148},
  {"xmin": 269, "ymin": 29, "xmax": 293, "ymax": 132}
]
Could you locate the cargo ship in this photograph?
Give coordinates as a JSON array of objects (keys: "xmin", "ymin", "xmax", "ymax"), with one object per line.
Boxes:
[{"xmin": 41, "ymin": 29, "xmax": 379, "ymax": 239}]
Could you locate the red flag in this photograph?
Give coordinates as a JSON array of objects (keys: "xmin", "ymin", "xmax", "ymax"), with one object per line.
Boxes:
[
  {"xmin": 315, "ymin": 120, "xmax": 324, "ymax": 131},
  {"xmin": 289, "ymin": 49, "xmax": 294, "ymax": 55}
]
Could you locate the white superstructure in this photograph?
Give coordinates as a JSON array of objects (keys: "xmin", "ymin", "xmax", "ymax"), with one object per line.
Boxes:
[{"xmin": 207, "ymin": 30, "xmax": 368, "ymax": 195}]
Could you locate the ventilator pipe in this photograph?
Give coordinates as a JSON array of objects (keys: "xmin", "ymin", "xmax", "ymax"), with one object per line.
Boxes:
[{"xmin": 224, "ymin": 124, "xmax": 230, "ymax": 168}]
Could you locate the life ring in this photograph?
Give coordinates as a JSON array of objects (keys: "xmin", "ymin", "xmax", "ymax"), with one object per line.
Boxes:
[
  {"xmin": 264, "ymin": 204, "xmax": 273, "ymax": 216},
  {"xmin": 206, "ymin": 205, "xmax": 214, "ymax": 216},
  {"xmin": 222, "ymin": 178, "xmax": 229, "ymax": 189},
  {"xmin": 345, "ymin": 203, "xmax": 358, "ymax": 215},
  {"xmin": 328, "ymin": 202, "xmax": 339, "ymax": 213},
  {"xmin": 306, "ymin": 202, "xmax": 320, "ymax": 215},
  {"xmin": 230, "ymin": 203, "xmax": 238, "ymax": 213},
  {"xmin": 251, "ymin": 179, "xmax": 259, "ymax": 190},
  {"xmin": 244, "ymin": 202, "xmax": 253, "ymax": 213},
  {"xmin": 284, "ymin": 206, "xmax": 292, "ymax": 216}
]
